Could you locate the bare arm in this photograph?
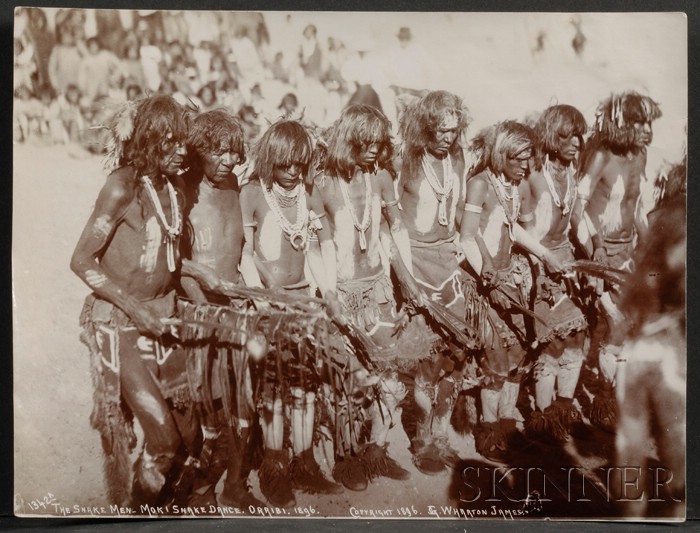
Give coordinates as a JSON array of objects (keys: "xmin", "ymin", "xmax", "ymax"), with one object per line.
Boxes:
[
  {"xmin": 239, "ymin": 184, "xmax": 264, "ymax": 288},
  {"xmin": 379, "ymin": 170, "xmax": 413, "ymax": 274},
  {"xmin": 459, "ymin": 176, "xmax": 488, "ymax": 275},
  {"xmin": 572, "ymin": 151, "xmax": 607, "ymax": 256},
  {"xmin": 69, "ymin": 172, "xmax": 166, "ymax": 336},
  {"xmin": 180, "ymin": 260, "xmax": 218, "ymax": 303},
  {"xmin": 518, "ymin": 179, "xmax": 535, "ymax": 232},
  {"xmin": 512, "ymin": 224, "xmax": 563, "ymax": 273},
  {"xmin": 379, "ymin": 218, "xmax": 425, "ymax": 305},
  {"xmin": 306, "ymin": 185, "xmax": 337, "ymax": 296}
]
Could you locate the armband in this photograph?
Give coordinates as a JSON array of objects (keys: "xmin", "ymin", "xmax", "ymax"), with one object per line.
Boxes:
[
  {"xmin": 382, "ymin": 198, "xmax": 400, "ymax": 208},
  {"xmin": 243, "ymin": 221, "xmax": 257, "ymax": 228},
  {"xmin": 518, "ymin": 212, "xmax": 534, "ymax": 223},
  {"xmin": 464, "ymin": 203, "xmax": 483, "ymax": 214},
  {"xmin": 309, "ymin": 209, "xmax": 325, "ymax": 230}
]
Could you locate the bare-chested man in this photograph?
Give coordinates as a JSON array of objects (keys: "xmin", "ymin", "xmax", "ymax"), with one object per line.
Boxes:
[
  {"xmin": 71, "ymin": 95, "xmax": 194, "ymax": 505},
  {"xmin": 524, "ymin": 104, "xmax": 589, "ymax": 441},
  {"xmin": 316, "ymin": 104, "xmax": 421, "ymax": 491},
  {"xmin": 459, "ymin": 121, "xmax": 564, "ymax": 462},
  {"xmin": 395, "ymin": 90, "xmax": 474, "ymax": 473},
  {"xmin": 572, "ymin": 91, "xmax": 661, "ymax": 430},
  {"xmin": 179, "ymin": 109, "xmax": 264, "ymax": 508},
  {"xmin": 240, "ymin": 119, "xmax": 343, "ymax": 507}
]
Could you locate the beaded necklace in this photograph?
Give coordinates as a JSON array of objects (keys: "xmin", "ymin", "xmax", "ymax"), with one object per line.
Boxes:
[
  {"xmin": 141, "ymin": 176, "xmax": 182, "ymax": 272},
  {"xmin": 272, "ymin": 182, "xmax": 299, "ymax": 208},
  {"xmin": 261, "ymin": 182, "xmax": 309, "ymax": 251},
  {"xmin": 542, "ymin": 154, "xmax": 576, "ymax": 215},
  {"xmin": 486, "ymin": 171, "xmax": 520, "ymax": 239},
  {"xmin": 421, "ymin": 153, "xmax": 455, "ymax": 226},
  {"xmin": 339, "ymin": 172, "xmax": 372, "ymax": 251}
]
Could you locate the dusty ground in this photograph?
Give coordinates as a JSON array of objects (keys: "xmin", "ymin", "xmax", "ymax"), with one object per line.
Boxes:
[{"xmin": 12, "ymin": 11, "xmax": 686, "ymax": 523}]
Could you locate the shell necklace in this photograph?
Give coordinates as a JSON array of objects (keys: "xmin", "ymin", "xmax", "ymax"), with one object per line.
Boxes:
[
  {"xmin": 542, "ymin": 154, "xmax": 576, "ymax": 215},
  {"xmin": 141, "ymin": 175, "xmax": 182, "ymax": 272},
  {"xmin": 422, "ymin": 153, "xmax": 455, "ymax": 226},
  {"xmin": 339, "ymin": 172, "xmax": 372, "ymax": 251},
  {"xmin": 262, "ymin": 181, "xmax": 309, "ymax": 251},
  {"xmin": 486, "ymin": 171, "xmax": 520, "ymax": 239}
]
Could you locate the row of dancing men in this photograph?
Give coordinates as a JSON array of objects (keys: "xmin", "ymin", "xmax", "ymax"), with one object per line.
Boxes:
[{"xmin": 71, "ymin": 88, "xmax": 665, "ymax": 509}]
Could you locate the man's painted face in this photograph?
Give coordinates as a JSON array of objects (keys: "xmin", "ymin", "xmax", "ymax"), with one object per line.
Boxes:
[
  {"xmin": 159, "ymin": 131, "xmax": 187, "ymax": 177},
  {"xmin": 273, "ymin": 160, "xmax": 307, "ymax": 190},
  {"xmin": 428, "ymin": 111, "xmax": 459, "ymax": 158},
  {"xmin": 202, "ymin": 142, "xmax": 242, "ymax": 185},
  {"xmin": 632, "ymin": 120, "xmax": 653, "ymax": 148},
  {"xmin": 357, "ymin": 139, "xmax": 382, "ymax": 169},
  {"xmin": 555, "ymin": 130, "xmax": 581, "ymax": 164},
  {"xmin": 503, "ymin": 147, "xmax": 532, "ymax": 183}
]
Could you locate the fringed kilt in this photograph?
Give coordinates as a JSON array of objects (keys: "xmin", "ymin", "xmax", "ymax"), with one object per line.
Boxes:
[
  {"xmin": 79, "ymin": 291, "xmax": 192, "ymax": 504},
  {"xmin": 410, "ymin": 236, "xmax": 467, "ymax": 321},
  {"xmin": 532, "ymin": 241, "xmax": 588, "ymax": 345}
]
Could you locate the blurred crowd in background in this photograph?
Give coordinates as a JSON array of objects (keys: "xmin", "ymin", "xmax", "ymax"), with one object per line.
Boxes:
[{"xmin": 13, "ymin": 8, "xmax": 438, "ymax": 150}]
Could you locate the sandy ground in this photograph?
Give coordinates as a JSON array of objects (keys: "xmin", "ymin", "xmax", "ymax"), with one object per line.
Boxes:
[{"xmin": 12, "ymin": 10, "xmax": 687, "ymax": 522}]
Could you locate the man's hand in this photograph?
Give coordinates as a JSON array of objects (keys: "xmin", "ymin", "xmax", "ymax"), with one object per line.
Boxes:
[
  {"xmin": 542, "ymin": 251, "xmax": 565, "ymax": 275},
  {"xmin": 488, "ymin": 288, "xmax": 511, "ymax": 310},
  {"xmin": 589, "ymin": 246, "xmax": 607, "ymax": 294},
  {"xmin": 199, "ymin": 270, "xmax": 222, "ymax": 293},
  {"xmin": 406, "ymin": 280, "xmax": 429, "ymax": 308},
  {"xmin": 131, "ymin": 303, "xmax": 167, "ymax": 337},
  {"xmin": 592, "ymin": 246, "xmax": 608, "ymax": 264},
  {"xmin": 324, "ymin": 292, "xmax": 346, "ymax": 325},
  {"xmin": 481, "ymin": 265, "xmax": 499, "ymax": 288}
]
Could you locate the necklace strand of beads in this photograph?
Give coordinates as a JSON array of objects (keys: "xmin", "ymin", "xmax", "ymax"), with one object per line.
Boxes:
[
  {"xmin": 262, "ymin": 181, "xmax": 309, "ymax": 251},
  {"xmin": 339, "ymin": 172, "xmax": 372, "ymax": 251},
  {"xmin": 421, "ymin": 154, "xmax": 455, "ymax": 226},
  {"xmin": 141, "ymin": 176, "xmax": 182, "ymax": 272},
  {"xmin": 542, "ymin": 154, "xmax": 576, "ymax": 215},
  {"xmin": 487, "ymin": 171, "xmax": 520, "ymax": 239}
]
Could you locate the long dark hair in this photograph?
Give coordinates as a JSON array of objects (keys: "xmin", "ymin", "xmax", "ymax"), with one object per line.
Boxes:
[
  {"xmin": 250, "ymin": 120, "xmax": 313, "ymax": 189},
  {"xmin": 123, "ymin": 95, "xmax": 189, "ymax": 177},
  {"xmin": 469, "ymin": 120, "xmax": 535, "ymax": 177},
  {"xmin": 399, "ymin": 90, "xmax": 468, "ymax": 183},
  {"xmin": 324, "ymin": 104, "xmax": 396, "ymax": 180},
  {"xmin": 533, "ymin": 104, "xmax": 587, "ymax": 170},
  {"xmin": 590, "ymin": 91, "xmax": 661, "ymax": 154}
]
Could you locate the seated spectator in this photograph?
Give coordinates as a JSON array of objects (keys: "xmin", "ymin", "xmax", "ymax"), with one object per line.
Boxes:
[
  {"xmin": 13, "ymin": 85, "xmax": 43, "ymax": 142},
  {"xmin": 58, "ymin": 83, "xmax": 86, "ymax": 143},
  {"xmin": 125, "ymin": 83, "xmax": 143, "ymax": 101},
  {"xmin": 122, "ymin": 42, "xmax": 147, "ymax": 91},
  {"xmin": 269, "ymin": 51, "xmax": 291, "ymax": 84},
  {"xmin": 277, "ymin": 92, "xmax": 298, "ymax": 118},
  {"xmin": 36, "ymin": 83, "xmax": 67, "ymax": 144},
  {"xmin": 237, "ymin": 104, "xmax": 261, "ymax": 145},
  {"xmin": 196, "ymin": 82, "xmax": 218, "ymax": 112}
]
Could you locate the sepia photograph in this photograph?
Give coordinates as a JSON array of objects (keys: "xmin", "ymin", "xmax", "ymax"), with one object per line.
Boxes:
[{"xmin": 12, "ymin": 7, "xmax": 687, "ymax": 522}]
